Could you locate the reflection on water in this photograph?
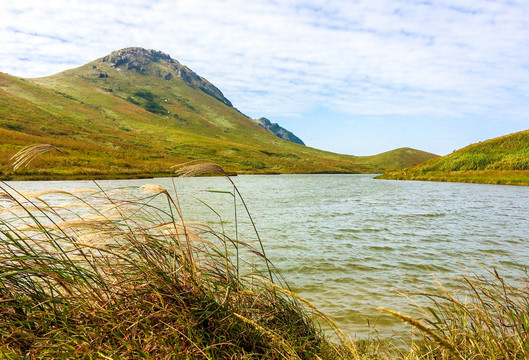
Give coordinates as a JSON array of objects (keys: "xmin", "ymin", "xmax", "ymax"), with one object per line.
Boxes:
[{"xmin": 7, "ymin": 174, "xmax": 529, "ymax": 338}]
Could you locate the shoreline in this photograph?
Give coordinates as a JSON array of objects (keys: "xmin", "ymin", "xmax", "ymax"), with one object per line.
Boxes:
[
  {"xmin": 377, "ymin": 169, "xmax": 529, "ymax": 186},
  {"xmin": 0, "ymin": 170, "xmax": 365, "ymax": 182}
]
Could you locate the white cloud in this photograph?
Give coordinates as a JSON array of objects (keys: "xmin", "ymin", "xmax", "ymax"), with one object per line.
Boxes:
[{"xmin": 1, "ymin": 0, "xmax": 529, "ymax": 154}]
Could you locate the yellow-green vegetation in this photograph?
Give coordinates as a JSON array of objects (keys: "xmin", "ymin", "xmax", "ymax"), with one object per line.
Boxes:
[
  {"xmin": 0, "ymin": 48, "xmax": 436, "ymax": 180},
  {"xmin": 379, "ymin": 129, "xmax": 529, "ymax": 185},
  {"xmin": 359, "ymin": 147, "xmax": 438, "ymax": 173}
]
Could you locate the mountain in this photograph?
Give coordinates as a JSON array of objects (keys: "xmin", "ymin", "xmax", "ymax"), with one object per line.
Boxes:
[
  {"xmin": 379, "ymin": 130, "xmax": 529, "ymax": 185},
  {"xmin": 0, "ymin": 47, "xmax": 434, "ymax": 180},
  {"xmin": 255, "ymin": 117, "xmax": 305, "ymax": 145}
]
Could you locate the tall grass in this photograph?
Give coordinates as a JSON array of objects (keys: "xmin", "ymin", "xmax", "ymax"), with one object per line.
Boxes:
[
  {"xmin": 0, "ymin": 166, "xmax": 357, "ymax": 359},
  {"xmin": 400, "ymin": 269, "xmax": 529, "ymax": 359}
]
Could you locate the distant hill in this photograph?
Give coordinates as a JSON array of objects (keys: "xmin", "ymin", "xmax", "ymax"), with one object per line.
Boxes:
[
  {"xmin": 0, "ymin": 47, "xmax": 434, "ymax": 180},
  {"xmin": 255, "ymin": 117, "xmax": 305, "ymax": 145},
  {"xmin": 379, "ymin": 130, "xmax": 529, "ymax": 185},
  {"xmin": 360, "ymin": 147, "xmax": 438, "ymax": 172}
]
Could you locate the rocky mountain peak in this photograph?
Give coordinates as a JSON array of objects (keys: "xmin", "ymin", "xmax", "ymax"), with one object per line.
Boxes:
[
  {"xmin": 101, "ymin": 47, "xmax": 232, "ymax": 106},
  {"xmin": 102, "ymin": 48, "xmax": 172, "ymax": 69},
  {"xmin": 256, "ymin": 117, "xmax": 305, "ymax": 146}
]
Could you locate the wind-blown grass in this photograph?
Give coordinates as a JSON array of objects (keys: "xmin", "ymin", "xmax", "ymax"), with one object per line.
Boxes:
[
  {"xmin": 401, "ymin": 269, "xmax": 529, "ymax": 359},
  {"xmin": 10, "ymin": 144, "xmax": 62, "ymax": 171},
  {"xmin": 0, "ymin": 171, "xmax": 357, "ymax": 359}
]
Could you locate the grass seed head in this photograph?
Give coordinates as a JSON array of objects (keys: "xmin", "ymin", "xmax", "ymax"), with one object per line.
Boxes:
[
  {"xmin": 139, "ymin": 184, "xmax": 168, "ymax": 195},
  {"xmin": 10, "ymin": 143, "xmax": 62, "ymax": 170},
  {"xmin": 173, "ymin": 161, "xmax": 227, "ymax": 177}
]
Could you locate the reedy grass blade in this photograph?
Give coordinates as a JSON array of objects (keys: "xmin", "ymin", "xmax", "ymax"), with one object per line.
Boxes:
[
  {"xmin": 252, "ymin": 275, "xmax": 361, "ymax": 359},
  {"xmin": 379, "ymin": 307, "xmax": 463, "ymax": 360}
]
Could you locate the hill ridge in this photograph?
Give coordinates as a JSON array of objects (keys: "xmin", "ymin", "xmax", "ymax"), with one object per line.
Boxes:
[{"xmin": 0, "ymin": 48, "xmax": 437, "ymax": 179}]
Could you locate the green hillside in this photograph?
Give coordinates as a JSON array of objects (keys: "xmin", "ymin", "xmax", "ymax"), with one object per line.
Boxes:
[
  {"xmin": 360, "ymin": 147, "xmax": 438, "ymax": 172},
  {"xmin": 0, "ymin": 47, "xmax": 435, "ymax": 180},
  {"xmin": 379, "ymin": 130, "xmax": 529, "ymax": 185}
]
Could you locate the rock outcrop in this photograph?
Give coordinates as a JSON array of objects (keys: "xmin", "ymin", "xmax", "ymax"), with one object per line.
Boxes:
[
  {"xmin": 102, "ymin": 47, "xmax": 232, "ymax": 107},
  {"xmin": 256, "ymin": 117, "xmax": 305, "ymax": 145}
]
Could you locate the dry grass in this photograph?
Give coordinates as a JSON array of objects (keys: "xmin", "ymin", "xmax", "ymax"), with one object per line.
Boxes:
[
  {"xmin": 0, "ymin": 172, "xmax": 358, "ymax": 359},
  {"xmin": 172, "ymin": 161, "xmax": 227, "ymax": 178},
  {"xmin": 403, "ymin": 269, "xmax": 529, "ymax": 359}
]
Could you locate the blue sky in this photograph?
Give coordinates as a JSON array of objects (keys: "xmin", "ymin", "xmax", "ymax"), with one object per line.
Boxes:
[{"xmin": 1, "ymin": 0, "xmax": 529, "ymax": 156}]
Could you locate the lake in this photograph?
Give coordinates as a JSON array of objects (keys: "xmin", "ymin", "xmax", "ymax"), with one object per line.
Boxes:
[{"xmin": 5, "ymin": 174, "xmax": 529, "ymax": 339}]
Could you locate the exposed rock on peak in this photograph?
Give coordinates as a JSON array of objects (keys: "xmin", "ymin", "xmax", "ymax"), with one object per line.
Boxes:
[
  {"xmin": 256, "ymin": 117, "xmax": 305, "ymax": 145},
  {"xmin": 102, "ymin": 47, "xmax": 232, "ymax": 106}
]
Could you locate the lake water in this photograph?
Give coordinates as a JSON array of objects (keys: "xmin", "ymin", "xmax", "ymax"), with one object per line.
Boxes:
[{"xmin": 5, "ymin": 174, "xmax": 529, "ymax": 339}]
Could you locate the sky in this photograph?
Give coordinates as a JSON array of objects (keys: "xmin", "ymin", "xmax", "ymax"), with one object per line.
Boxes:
[{"xmin": 1, "ymin": 0, "xmax": 529, "ymax": 156}]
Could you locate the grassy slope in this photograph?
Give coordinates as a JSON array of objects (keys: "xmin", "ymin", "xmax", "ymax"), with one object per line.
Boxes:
[
  {"xmin": 0, "ymin": 50, "xmax": 436, "ymax": 179},
  {"xmin": 379, "ymin": 129, "xmax": 529, "ymax": 185},
  {"xmin": 360, "ymin": 147, "xmax": 438, "ymax": 173}
]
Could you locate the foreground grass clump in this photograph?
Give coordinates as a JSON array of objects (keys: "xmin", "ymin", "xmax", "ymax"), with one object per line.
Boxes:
[
  {"xmin": 428, "ymin": 270, "xmax": 529, "ymax": 359},
  {"xmin": 0, "ymin": 175, "xmax": 356, "ymax": 359}
]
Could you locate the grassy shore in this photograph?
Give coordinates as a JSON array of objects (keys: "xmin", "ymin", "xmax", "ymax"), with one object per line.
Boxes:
[
  {"xmin": 378, "ymin": 169, "xmax": 529, "ymax": 186},
  {"xmin": 378, "ymin": 129, "xmax": 529, "ymax": 186},
  {"xmin": 1, "ymin": 161, "xmax": 528, "ymax": 358}
]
